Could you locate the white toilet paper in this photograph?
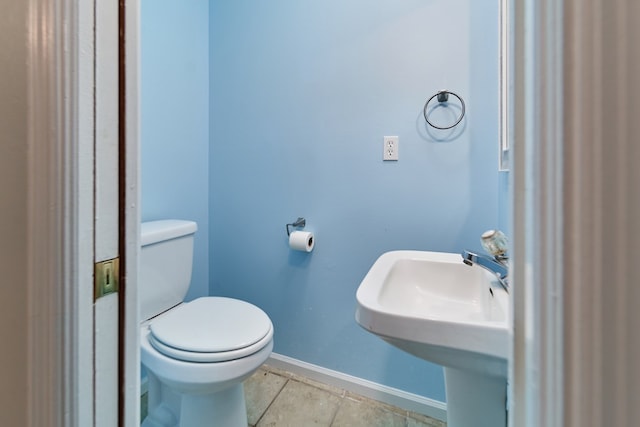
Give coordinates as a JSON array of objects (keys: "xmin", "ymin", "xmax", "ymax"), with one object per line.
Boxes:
[{"xmin": 289, "ymin": 231, "xmax": 315, "ymax": 252}]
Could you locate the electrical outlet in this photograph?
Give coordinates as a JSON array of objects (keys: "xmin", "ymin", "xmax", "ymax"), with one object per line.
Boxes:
[{"xmin": 383, "ymin": 136, "xmax": 399, "ymax": 161}]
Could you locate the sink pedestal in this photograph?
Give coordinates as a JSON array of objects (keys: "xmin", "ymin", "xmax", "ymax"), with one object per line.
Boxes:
[
  {"xmin": 355, "ymin": 251, "xmax": 510, "ymax": 427},
  {"xmin": 444, "ymin": 368, "xmax": 507, "ymax": 427}
]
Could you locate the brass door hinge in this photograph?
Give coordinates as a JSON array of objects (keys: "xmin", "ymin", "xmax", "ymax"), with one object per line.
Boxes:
[{"xmin": 95, "ymin": 257, "xmax": 120, "ymax": 300}]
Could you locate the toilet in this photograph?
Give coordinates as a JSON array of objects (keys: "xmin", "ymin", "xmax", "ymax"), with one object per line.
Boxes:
[{"xmin": 140, "ymin": 219, "xmax": 273, "ymax": 427}]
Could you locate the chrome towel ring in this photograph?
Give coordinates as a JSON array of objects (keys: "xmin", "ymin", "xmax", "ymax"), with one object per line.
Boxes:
[{"xmin": 423, "ymin": 90, "xmax": 466, "ymax": 130}]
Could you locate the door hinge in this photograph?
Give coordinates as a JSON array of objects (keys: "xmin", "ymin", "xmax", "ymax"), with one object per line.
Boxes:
[{"xmin": 95, "ymin": 257, "xmax": 120, "ymax": 300}]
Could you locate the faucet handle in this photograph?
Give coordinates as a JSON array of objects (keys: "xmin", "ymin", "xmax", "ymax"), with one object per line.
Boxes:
[{"xmin": 481, "ymin": 230, "xmax": 508, "ymax": 257}]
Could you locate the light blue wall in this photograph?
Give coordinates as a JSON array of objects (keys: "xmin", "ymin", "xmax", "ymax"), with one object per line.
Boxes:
[
  {"xmin": 141, "ymin": 0, "xmax": 210, "ymax": 301},
  {"xmin": 210, "ymin": 0, "xmax": 500, "ymax": 402}
]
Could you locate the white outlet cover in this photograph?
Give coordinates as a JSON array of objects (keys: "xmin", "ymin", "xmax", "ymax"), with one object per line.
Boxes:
[{"xmin": 383, "ymin": 136, "xmax": 399, "ymax": 161}]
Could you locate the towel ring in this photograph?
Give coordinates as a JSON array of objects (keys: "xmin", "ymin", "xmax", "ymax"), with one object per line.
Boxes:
[{"xmin": 423, "ymin": 90, "xmax": 466, "ymax": 130}]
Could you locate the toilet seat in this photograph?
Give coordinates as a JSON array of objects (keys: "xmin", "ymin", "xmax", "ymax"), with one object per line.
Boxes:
[{"xmin": 148, "ymin": 297, "xmax": 273, "ymax": 363}]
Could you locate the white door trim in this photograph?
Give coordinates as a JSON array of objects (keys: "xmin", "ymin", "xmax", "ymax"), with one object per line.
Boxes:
[
  {"xmin": 26, "ymin": 0, "xmax": 94, "ymax": 425},
  {"xmin": 25, "ymin": 0, "xmax": 140, "ymax": 425},
  {"xmin": 513, "ymin": 0, "xmax": 640, "ymax": 426},
  {"xmin": 511, "ymin": 0, "xmax": 565, "ymax": 424}
]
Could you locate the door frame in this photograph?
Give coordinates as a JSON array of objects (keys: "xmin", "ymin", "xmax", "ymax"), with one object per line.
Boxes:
[
  {"xmin": 511, "ymin": 0, "xmax": 640, "ymax": 426},
  {"xmin": 26, "ymin": 0, "xmax": 640, "ymax": 426},
  {"xmin": 26, "ymin": 0, "xmax": 95, "ymax": 423},
  {"xmin": 25, "ymin": 0, "xmax": 140, "ymax": 425},
  {"xmin": 510, "ymin": 0, "xmax": 564, "ymax": 425}
]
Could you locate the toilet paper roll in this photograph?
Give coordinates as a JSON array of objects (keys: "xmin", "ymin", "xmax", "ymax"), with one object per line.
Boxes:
[{"xmin": 289, "ymin": 231, "xmax": 315, "ymax": 252}]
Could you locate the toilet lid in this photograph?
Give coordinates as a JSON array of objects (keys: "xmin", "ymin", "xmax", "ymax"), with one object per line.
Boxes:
[{"xmin": 149, "ymin": 297, "xmax": 272, "ymax": 359}]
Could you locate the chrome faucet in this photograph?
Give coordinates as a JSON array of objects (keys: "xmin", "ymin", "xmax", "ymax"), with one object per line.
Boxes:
[{"xmin": 462, "ymin": 250, "xmax": 509, "ymax": 293}]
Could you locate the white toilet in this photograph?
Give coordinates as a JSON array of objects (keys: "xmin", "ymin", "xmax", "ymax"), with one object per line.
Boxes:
[{"xmin": 140, "ymin": 219, "xmax": 273, "ymax": 427}]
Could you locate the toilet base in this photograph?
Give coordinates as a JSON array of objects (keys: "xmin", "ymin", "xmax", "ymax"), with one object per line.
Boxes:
[{"xmin": 142, "ymin": 373, "xmax": 248, "ymax": 427}]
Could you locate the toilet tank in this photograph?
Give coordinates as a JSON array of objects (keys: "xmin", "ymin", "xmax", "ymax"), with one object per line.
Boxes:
[{"xmin": 140, "ymin": 220, "xmax": 198, "ymax": 322}]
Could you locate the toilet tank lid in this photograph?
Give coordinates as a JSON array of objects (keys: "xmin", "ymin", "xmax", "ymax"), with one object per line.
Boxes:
[{"xmin": 141, "ymin": 220, "xmax": 197, "ymax": 246}]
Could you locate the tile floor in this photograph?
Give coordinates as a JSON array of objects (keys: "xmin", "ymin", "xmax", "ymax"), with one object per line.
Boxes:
[
  {"xmin": 244, "ymin": 364, "xmax": 445, "ymax": 427},
  {"xmin": 141, "ymin": 364, "xmax": 446, "ymax": 427}
]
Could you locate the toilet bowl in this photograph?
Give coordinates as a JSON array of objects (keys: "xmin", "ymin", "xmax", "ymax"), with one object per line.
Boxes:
[{"xmin": 140, "ymin": 220, "xmax": 273, "ymax": 427}]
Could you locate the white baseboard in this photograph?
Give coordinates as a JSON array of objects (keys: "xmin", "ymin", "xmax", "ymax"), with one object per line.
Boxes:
[{"xmin": 266, "ymin": 353, "xmax": 447, "ymax": 422}]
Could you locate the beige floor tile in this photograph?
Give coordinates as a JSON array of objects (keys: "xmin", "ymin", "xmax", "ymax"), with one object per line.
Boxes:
[
  {"xmin": 257, "ymin": 380, "xmax": 341, "ymax": 427},
  {"xmin": 330, "ymin": 396, "xmax": 406, "ymax": 427},
  {"xmin": 292, "ymin": 374, "xmax": 346, "ymax": 398},
  {"xmin": 244, "ymin": 369, "xmax": 289, "ymax": 426},
  {"xmin": 262, "ymin": 364, "xmax": 345, "ymax": 397},
  {"xmin": 261, "ymin": 364, "xmax": 291, "ymax": 378},
  {"xmin": 406, "ymin": 412, "xmax": 447, "ymax": 427},
  {"xmin": 343, "ymin": 391, "xmax": 407, "ymax": 417}
]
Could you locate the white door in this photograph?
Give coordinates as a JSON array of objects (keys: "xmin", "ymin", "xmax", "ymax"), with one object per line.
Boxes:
[
  {"xmin": 94, "ymin": 0, "xmax": 141, "ymax": 425},
  {"xmin": 93, "ymin": 0, "xmax": 121, "ymax": 424},
  {"xmin": 80, "ymin": 0, "xmax": 140, "ymax": 425}
]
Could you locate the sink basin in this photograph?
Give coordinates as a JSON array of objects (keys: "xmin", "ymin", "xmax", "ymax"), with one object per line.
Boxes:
[{"xmin": 355, "ymin": 250, "xmax": 510, "ymax": 378}]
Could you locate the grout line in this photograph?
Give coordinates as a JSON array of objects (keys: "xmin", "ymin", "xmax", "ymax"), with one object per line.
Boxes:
[
  {"xmin": 261, "ymin": 367, "xmax": 346, "ymax": 427},
  {"xmin": 251, "ymin": 376, "xmax": 290, "ymax": 427},
  {"xmin": 327, "ymin": 394, "xmax": 346, "ymax": 427},
  {"xmin": 264, "ymin": 364, "xmax": 346, "ymax": 399}
]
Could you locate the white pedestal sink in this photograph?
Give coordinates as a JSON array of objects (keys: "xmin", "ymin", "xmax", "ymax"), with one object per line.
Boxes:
[{"xmin": 355, "ymin": 251, "xmax": 510, "ymax": 427}]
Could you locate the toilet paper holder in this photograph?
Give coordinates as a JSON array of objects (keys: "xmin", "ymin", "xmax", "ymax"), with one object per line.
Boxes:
[{"xmin": 286, "ymin": 217, "xmax": 306, "ymax": 236}]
